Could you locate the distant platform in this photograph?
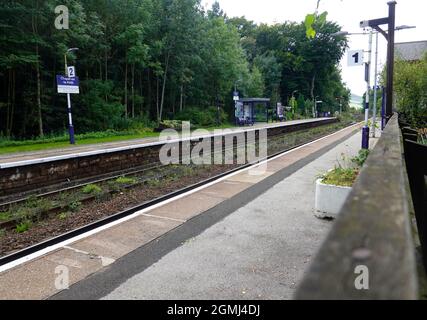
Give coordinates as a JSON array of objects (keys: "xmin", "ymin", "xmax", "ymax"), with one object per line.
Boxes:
[{"xmin": 0, "ymin": 118, "xmax": 334, "ymax": 169}]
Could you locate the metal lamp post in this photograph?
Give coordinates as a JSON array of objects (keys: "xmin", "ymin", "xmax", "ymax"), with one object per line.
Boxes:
[
  {"xmin": 359, "ymin": 1, "xmax": 399, "ymax": 125},
  {"xmin": 333, "ymin": 7, "xmax": 416, "ymax": 145},
  {"xmin": 361, "ymin": 31, "xmax": 373, "ymax": 149},
  {"xmin": 64, "ymin": 48, "xmax": 79, "ymax": 145},
  {"xmin": 335, "ymin": 97, "xmax": 343, "ymax": 114},
  {"xmin": 371, "ymin": 32, "xmax": 379, "ymax": 138},
  {"xmin": 291, "ymin": 90, "xmax": 298, "ymax": 119}
]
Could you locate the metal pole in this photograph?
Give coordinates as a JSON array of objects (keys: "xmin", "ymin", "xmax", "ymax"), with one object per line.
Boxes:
[
  {"xmin": 67, "ymin": 94, "xmax": 75, "ymax": 144},
  {"xmin": 372, "ymin": 32, "xmax": 379, "ymax": 138},
  {"xmin": 381, "ymin": 86, "xmax": 387, "ymax": 131},
  {"xmin": 64, "ymin": 52, "xmax": 75, "ymax": 145},
  {"xmin": 362, "ymin": 31, "xmax": 373, "ymax": 149},
  {"xmin": 385, "ymin": 1, "xmax": 396, "ymax": 123},
  {"xmin": 313, "ymin": 99, "xmax": 316, "ymax": 118}
]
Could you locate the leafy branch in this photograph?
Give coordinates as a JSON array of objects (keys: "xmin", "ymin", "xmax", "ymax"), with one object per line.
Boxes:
[{"xmin": 305, "ymin": 0, "xmax": 328, "ymax": 39}]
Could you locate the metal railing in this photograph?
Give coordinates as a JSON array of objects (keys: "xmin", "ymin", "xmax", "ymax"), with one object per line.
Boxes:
[
  {"xmin": 401, "ymin": 122, "xmax": 427, "ymax": 273},
  {"xmin": 295, "ymin": 114, "xmax": 420, "ymax": 300}
]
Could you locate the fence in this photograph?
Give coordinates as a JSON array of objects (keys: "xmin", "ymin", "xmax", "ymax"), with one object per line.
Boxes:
[{"xmin": 295, "ymin": 114, "xmax": 422, "ymax": 300}]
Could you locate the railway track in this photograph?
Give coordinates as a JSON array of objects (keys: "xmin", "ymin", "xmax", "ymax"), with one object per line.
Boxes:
[
  {"xmin": 0, "ymin": 118, "xmax": 338, "ymax": 200},
  {"xmin": 0, "ymin": 119, "xmax": 355, "ymax": 266},
  {"xmin": 0, "ymin": 118, "xmax": 340, "ymax": 211}
]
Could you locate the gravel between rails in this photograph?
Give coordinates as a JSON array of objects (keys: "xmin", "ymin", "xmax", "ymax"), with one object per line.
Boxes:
[{"xmin": 0, "ymin": 164, "xmax": 235, "ymax": 257}]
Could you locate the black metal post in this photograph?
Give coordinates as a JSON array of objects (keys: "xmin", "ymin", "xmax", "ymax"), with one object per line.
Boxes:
[
  {"xmin": 386, "ymin": 1, "xmax": 396, "ymax": 123},
  {"xmin": 381, "ymin": 86, "xmax": 386, "ymax": 130}
]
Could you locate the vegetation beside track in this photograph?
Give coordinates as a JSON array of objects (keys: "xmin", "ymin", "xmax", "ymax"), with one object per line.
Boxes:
[
  {"xmin": 0, "ymin": 123, "xmax": 240, "ymax": 155},
  {"xmin": 0, "ymin": 119, "xmax": 358, "ymax": 257}
]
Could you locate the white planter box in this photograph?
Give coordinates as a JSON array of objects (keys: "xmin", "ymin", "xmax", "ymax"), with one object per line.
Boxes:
[{"xmin": 315, "ymin": 179, "xmax": 352, "ymax": 219}]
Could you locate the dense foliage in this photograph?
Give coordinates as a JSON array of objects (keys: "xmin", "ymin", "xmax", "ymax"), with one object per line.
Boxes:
[
  {"xmin": 392, "ymin": 54, "xmax": 427, "ymax": 129},
  {"xmin": 0, "ymin": 0, "xmax": 350, "ymax": 139}
]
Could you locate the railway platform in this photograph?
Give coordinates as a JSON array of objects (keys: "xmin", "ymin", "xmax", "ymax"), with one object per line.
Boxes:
[
  {"xmin": 0, "ymin": 122, "xmax": 377, "ymax": 300},
  {"xmin": 0, "ymin": 118, "xmax": 332, "ymax": 167}
]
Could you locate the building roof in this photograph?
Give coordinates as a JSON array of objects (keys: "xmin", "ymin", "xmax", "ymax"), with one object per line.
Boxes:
[
  {"xmin": 238, "ymin": 98, "xmax": 270, "ymax": 103},
  {"xmin": 395, "ymin": 40, "xmax": 427, "ymax": 62}
]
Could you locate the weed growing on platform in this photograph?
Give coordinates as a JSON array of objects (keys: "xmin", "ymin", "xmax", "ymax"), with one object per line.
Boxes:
[{"xmin": 351, "ymin": 149, "xmax": 370, "ymax": 167}]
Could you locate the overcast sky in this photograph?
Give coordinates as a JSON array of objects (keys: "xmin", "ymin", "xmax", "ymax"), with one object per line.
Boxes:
[{"xmin": 203, "ymin": 0, "xmax": 427, "ymax": 96}]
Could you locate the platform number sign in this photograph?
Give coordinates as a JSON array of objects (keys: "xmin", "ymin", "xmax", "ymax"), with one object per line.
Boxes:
[
  {"xmin": 67, "ymin": 66, "xmax": 76, "ymax": 78},
  {"xmin": 233, "ymin": 91, "xmax": 239, "ymax": 101},
  {"xmin": 348, "ymin": 50, "xmax": 364, "ymax": 66}
]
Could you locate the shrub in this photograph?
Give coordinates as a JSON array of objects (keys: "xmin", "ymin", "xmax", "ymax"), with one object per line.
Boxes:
[
  {"xmin": 175, "ymin": 107, "xmax": 227, "ymax": 127},
  {"xmin": 115, "ymin": 176, "xmax": 137, "ymax": 185},
  {"xmin": 0, "ymin": 211, "xmax": 11, "ymax": 221},
  {"xmin": 69, "ymin": 201, "xmax": 82, "ymax": 212},
  {"xmin": 16, "ymin": 220, "xmax": 32, "ymax": 233},
  {"xmin": 320, "ymin": 167, "xmax": 359, "ymax": 187},
  {"xmin": 146, "ymin": 178, "xmax": 161, "ymax": 187},
  {"xmin": 351, "ymin": 149, "xmax": 370, "ymax": 167},
  {"xmin": 129, "ymin": 115, "xmax": 157, "ymax": 130},
  {"xmin": 159, "ymin": 120, "xmax": 183, "ymax": 130},
  {"xmin": 419, "ymin": 128, "xmax": 427, "ymax": 145},
  {"xmin": 57, "ymin": 212, "xmax": 69, "ymax": 220},
  {"xmin": 319, "ymin": 148, "xmax": 371, "ymax": 188},
  {"xmin": 82, "ymin": 184, "xmax": 102, "ymax": 195},
  {"xmin": 393, "ymin": 54, "xmax": 427, "ymax": 129}
]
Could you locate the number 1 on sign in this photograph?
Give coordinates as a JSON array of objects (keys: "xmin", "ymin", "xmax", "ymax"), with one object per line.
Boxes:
[
  {"xmin": 352, "ymin": 52, "xmax": 359, "ymax": 64},
  {"xmin": 348, "ymin": 50, "xmax": 364, "ymax": 66}
]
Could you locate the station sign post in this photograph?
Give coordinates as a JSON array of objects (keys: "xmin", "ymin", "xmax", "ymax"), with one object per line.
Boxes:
[{"xmin": 57, "ymin": 68, "xmax": 79, "ymax": 145}]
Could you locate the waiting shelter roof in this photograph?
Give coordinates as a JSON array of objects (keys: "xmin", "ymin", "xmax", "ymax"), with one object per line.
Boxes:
[{"xmin": 238, "ymin": 98, "xmax": 270, "ymax": 103}]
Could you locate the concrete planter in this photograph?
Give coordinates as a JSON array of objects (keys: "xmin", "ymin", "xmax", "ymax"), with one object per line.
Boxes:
[{"xmin": 315, "ymin": 179, "xmax": 352, "ymax": 219}]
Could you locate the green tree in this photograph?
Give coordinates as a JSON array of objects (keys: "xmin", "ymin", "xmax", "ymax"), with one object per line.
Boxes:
[{"xmin": 391, "ymin": 54, "xmax": 427, "ymax": 128}]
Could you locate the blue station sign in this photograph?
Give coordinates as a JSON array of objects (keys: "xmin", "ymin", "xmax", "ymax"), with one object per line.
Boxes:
[{"xmin": 57, "ymin": 75, "xmax": 80, "ymax": 94}]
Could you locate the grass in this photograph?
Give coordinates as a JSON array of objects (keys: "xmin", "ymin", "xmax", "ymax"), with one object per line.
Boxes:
[
  {"xmin": 418, "ymin": 128, "xmax": 427, "ymax": 145},
  {"xmin": 0, "ymin": 211, "xmax": 11, "ymax": 222},
  {"xmin": 115, "ymin": 176, "xmax": 138, "ymax": 185},
  {"xmin": 69, "ymin": 200, "xmax": 82, "ymax": 212},
  {"xmin": 0, "ymin": 131, "xmax": 160, "ymax": 155},
  {"xmin": 57, "ymin": 212, "xmax": 69, "ymax": 220},
  {"xmin": 82, "ymin": 184, "xmax": 102, "ymax": 195},
  {"xmin": 16, "ymin": 220, "xmax": 31, "ymax": 233},
  {"xmin": 320, "ymin": 167, "xmax": 359, "ymax": 187},
  {"xmin": 1, "ymin": 118, "xmax": 351, "ymax": 155},
  {"xmin": 0, "ymin": 197, "xmax": 54, "ymax": 225},
  {"xmin": 0, "ymin": 122, "xmax": 238, "ymax": 155},
  {"xmin": 351, "ymin": 149, "xmax": 370, "ymax": 167},
  {"xmin": 319, "ymin": 150, "xmax": 371, "ymax": 188},
  {"xmin": 146, "ymin": 178, "xmax": 161, "ymax": 187}
]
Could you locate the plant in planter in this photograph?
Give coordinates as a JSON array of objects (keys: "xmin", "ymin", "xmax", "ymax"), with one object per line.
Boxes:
[{"xmin": 315, "ymin": 150, "xmax": 369, "ymax": 219}]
